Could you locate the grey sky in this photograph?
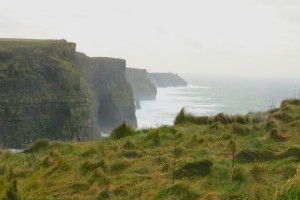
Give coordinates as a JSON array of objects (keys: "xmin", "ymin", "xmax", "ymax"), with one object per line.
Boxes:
[{"xmin": 1, "ymin": 0, "xmax": 300, "ymax": 78}]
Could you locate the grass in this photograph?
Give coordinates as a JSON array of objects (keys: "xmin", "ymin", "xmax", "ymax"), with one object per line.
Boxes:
[{"xmin": 0, "ymin": 98, "xmax": 300, "ymax": 199}]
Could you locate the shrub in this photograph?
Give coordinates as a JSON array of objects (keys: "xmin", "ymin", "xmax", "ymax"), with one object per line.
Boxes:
[
  {"xmin": 274, "ymin": 111, "xmax": 293, "ymax": 122},
  {"xmin": 80, "ymin": 160, "xmax": 107, "ymax": 174},
  {"xmin": 110, "ymin": 122, "xmax": 135, "ymax": 140},
  {"xmin": 231, "ymin": 123, "xmax": 251, "ymax": 135},
  {"xmin": 251, "ymin": 139, "xmax": 264, "ymax": 149},
  {"xmin": 110, "ymin": 160, "xmax": 129, "ymax": 172},
  {"xmin": 213, "ymin": 113, "xmax": 232, "ymax": 124},
  {"xmin": 276, "ymin": 147, "xmax": 300, "ymax": 161},
  {"xmin": 24, "ymin": 139, "xmax": 49, "ymax": 153},
  {"xmin": 193, "ymin": 116, "xmax": 209, "ymax": 125},
  {"xmin": 174, "ymin": 108, "xmax": 209, "ymax": 125},
  {"xmin": 234, "ymin": 115, "xmax": 248, "ymax": 124},
  {"xmin": 144, "ymin": 131, "xmax": 161, "ymax": 147},
  {"xmin": 122, "ymin": 140, "xmax": 136, "ymax": 150},
  {"xmin": 270, "ymin": 129, "xmax": 287, "ymax": 141},
  {"xmin": 174, "ymin": 108, "xmax": 186, "ymax": 125},
  {"xmin": 252, "ymin": 112, "xmax": 266, "ymax": 123},
  {"xmin": 236, "ymin": 149, "xmax": 275, "ymax": 162},
  {"xmin": 280, "ymin": 98, "xmax": 300, "ymax": 107},
  {"xmin": 174, "ymin": 160, "xmax": 213, "ymax": 179}
]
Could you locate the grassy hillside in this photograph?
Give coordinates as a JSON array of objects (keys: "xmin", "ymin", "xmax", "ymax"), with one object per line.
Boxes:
[{"xmin": 1, "ymin": 99, "xmax": 300, "ymax": 199}]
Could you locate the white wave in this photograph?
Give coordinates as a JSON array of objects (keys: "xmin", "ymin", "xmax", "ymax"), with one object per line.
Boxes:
[{"xmin": 136, "ymin": 85, "xmax": 218, "ymax": 128}]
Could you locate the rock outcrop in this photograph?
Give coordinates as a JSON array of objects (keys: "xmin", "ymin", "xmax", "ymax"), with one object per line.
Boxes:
[
  {"xmin": 148, "ymin": 72, "xmax": 187, "ymax": 87},
  {"xmin": 75, "ymin": 53, "xmax": 137, "ymax": 133},
  {"xmin": 126, "ymin": 68, "xmax": 157, "ymax": 101},
  {"xmin": 0, "ymin": 39, "xmax": 100, "ymax": 148}
]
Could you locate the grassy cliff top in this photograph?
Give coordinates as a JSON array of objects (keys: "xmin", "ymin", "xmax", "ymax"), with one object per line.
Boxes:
[
  {"xmin": 1, "ymin": 99, "xmax": 300, "ymax": 199},
  {"xmin": 0, "ymin": 38, "xmax": 64, "ymax": 42},
  {"xmin": 76, "ymin": 52, "xmax": 126, "ymax": 64},
  {"xmin": 0, "ymin": 38, "xmax": 75, "ymax": 51}
]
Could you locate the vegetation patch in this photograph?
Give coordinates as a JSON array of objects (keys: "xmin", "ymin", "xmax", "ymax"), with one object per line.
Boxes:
[
  {"xmin": 24, "ymin": 139, "xmax": 49, "ymax": 153},
  {"xmin": 154, "ymin": 183, "xmax": 199, "ymax": 200},
  {"xmin": 80, "ymin": 160, "xmax": 107, "ymax": 174},
  {"xmin": 174, "ymin": 108, "xmax": 209, "ymax": 125},
  {"xmin": 236, "ymin": 149, "xmax": 275, "ymax": 162},
  {"xmin": 270, "ymin": 129, "xmax": 288, "ymax": 141},
  {"xmin": 80, "ymin": 147, "xmax": 97, "ymax": 157},
  {"xmin": 121, "ymin": 150, "xmax": 143, "ymax": 158},
  {"xmin": 174, "ymin": 160, "xmax": 213, "ymax": 179},
  {"xmin": 276, "ymin": 147, "xmax": 300, "ymax": 161},
  {"xmin": 3, "ymin": 180, "xmax": 23, "ymax": 200},
  {"xmin": 231, "ymin": 123, "xmax": 251, "ymax": 135},
  {"xmin": 213, "ymin": 113, "xmax": 232, "ymax": 124},
  {"xmin": 110, "ymin": 122, "xmax": 135, "ymax": 140},
  {"xmin": 110, "ymin": 160, "xmax": 130, "ymax": 172}
]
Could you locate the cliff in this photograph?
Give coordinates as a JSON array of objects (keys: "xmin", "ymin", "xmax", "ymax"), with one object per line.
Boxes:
[
  {"xmin": 126, "ymin": 68, "xmax": 157, "ymax": 101},
  {"xmin": 0, "ymin": 39, "xmax": 99, "ymax": 148},
  {"xmin": 148, "ymin": 72, "xmax": 188, "ymax": 87},
  {"xmin": 75, "ymin": 53, "xmax": 137, "ymax": 132}
]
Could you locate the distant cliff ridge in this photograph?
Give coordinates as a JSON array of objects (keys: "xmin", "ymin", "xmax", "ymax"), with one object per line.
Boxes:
[
  {"xmin": 0, "ymin": 39, "xmax": 100, "ymax": 148},
  {"xmin": 148, "ymin": 72, "xmax": 188, "ymax": 87},
  {"xmin": 126, "ymin": 68, "xmax": 157, "ymax": 101},
  {"xmin": 76, "ymin": 53, "xmax": 137, "ymax": 133}
]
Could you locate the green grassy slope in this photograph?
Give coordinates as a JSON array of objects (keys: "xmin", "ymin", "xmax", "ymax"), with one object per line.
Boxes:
[{"xmin": 1, "ymin": 99, "xmax": 300, "ymax": 199}]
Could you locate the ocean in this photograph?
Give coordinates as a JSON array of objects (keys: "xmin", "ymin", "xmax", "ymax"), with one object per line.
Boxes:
[{"xmin": 136, "ymin": 76, "xmax": 300, "ymax": 129}]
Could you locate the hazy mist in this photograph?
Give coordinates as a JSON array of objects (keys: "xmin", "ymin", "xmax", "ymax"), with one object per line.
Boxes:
[{"xmin": 1, "ymin": 0, "xmax": 300, "ymax": 78}]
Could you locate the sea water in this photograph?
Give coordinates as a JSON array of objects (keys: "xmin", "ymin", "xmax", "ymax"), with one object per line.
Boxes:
[{"xmin": 136, "ymin": 76, "xmax": 300, "ymax": 129}]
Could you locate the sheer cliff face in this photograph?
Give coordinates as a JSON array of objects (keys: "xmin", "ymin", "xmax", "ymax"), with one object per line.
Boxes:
[
  {"xmin": 76, "ymin": 53, "xmax": 137, "ymax": 133},
  {"xmin": 148, "ymin": 73, "xmax": 188, "ymax": 87},
  {"xmin": 0, "ymin": 39, "xmax": 99, "ymax": 148},
  {"xmin": 126, "ymin": 68, "xmax": 157, "ymax": 101}
]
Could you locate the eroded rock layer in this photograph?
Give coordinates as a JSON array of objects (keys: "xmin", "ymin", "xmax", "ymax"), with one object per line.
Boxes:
[
  {"xmin": 126, "ymin": 68, "xmax": 157, "ymax": 101},
  {"xmin": 0, "ymin": 39, "xmax": 99, "ymax": 148},
  {"xmin": 76, "ymin": 53, "xmax": 137, "ymax": 133}
]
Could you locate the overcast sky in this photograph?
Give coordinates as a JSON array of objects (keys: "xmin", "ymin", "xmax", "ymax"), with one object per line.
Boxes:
[{"xmin": 1, "ymin": 0, "xmax": 300, "ymax": 78}]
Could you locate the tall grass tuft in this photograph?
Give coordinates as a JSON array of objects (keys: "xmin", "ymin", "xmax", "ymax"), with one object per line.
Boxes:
[
  {"xmin": 24, "ymin": 139, "xmax": 49, "ymax": 153},
  {"xmin": 3, "ymin": 180, "xmax": 23, "ymax": 200},
  {"xmin": 110, "ymin": 122, "xmax": 135, "ymax": 140}
]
